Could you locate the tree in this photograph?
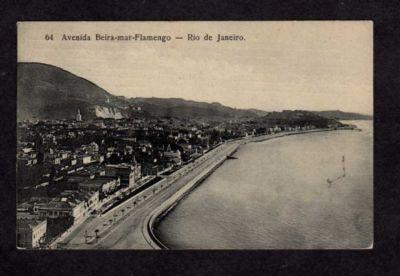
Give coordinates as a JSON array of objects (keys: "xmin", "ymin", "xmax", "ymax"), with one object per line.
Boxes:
[{"xmin": 94, "ymin": 229, "xmax": 99, "ymax": 243}]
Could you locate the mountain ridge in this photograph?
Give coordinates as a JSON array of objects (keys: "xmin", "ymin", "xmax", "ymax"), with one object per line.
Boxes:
[
  {"xmin": 17, "ymin": 62, "xmax": 371, "ymax": 122},
  {"xmin": 312, "ymin": 110, "xmax": 372, "ymax": 120},
  {"xmin": 17, "ymin": 62, "xmax": 264, "ymax": 121}
]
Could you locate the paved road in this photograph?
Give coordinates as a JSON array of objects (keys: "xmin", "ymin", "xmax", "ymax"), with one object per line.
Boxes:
[{"xmin": 60, "ymin": 142, "xmax": 238, "ymax": 249}]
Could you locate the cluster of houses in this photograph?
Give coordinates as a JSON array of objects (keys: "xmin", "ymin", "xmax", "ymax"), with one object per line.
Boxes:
[{"xmin": 17, "ymin": 161, "xmax": 142, "ymax": 248}]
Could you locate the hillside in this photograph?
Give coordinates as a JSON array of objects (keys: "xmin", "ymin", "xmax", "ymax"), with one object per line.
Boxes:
[
  {"xmin": 312, "ymin": 110, "xmax": 373, "ymax": 120},
  {"xmin": 129, "ymin": 97, "xmax": 262, "ymax": 121},
  {"xmin": 256, "ymin": 110, "xmax": 340, "ymax": 128},
  {"xmin": 17, "ymin": 62, "xmax": 129, "ymax": 121},
  {"xmin": 17, "ymin": 63, "xmax": 262, "ymax": 122}
]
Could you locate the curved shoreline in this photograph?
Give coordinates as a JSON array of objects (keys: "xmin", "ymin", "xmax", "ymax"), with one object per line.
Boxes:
[
  {"xmin": 143, "ymin": 143, "xmax": 239, "ymax": 249},
  {"xmin": 145, "ymin": 128, "xmax": 352, "ymax": 249}
]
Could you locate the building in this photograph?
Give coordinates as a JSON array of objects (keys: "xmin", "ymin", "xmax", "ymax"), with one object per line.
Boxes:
[
  {"xmin": 79, "ymin": 177, "xmax": 120, "ymax": 196},
  {"xmin": 37, "ymin": 197, "xmax": 86, "ymax": 225},
  {"xmin": 76, "ymin": 109, "xmax": 82, "ymax": 122},
  {"xmin": 45, "ymin": 191, "xmax": 98, "ymax": 219},
  {"xmin": 79, "ymin": 191, "xmax": 100, "ymax": 214},
  {"xmin": 105, "ymin": 163, "xmax": 141, "ymax": 188},
  {"xmin": 58, "ymin": 150, "xmax": 70, "ymax": 160},
  {"xmin": 17, "ymin": 218, "xmax": 47, "ymax": 248},
  {"xmin": 32, "ymin": 191, "xmax": 98, "ymax": 240},
  {"xmin": 138, "ymin": 140, "xmax": 152, "ymax": 150},
  {"xmin": 79, "ymin": 142, "xmax": 99, "ymax": 155},
  {"xmin": 163, "ymin": 144, "xmax": 182, "ymax": 165},
  {"xmin": 177, "ymin": 142, "xmax": 194, "ymax": 155},
  {"xmin": 17, "ymin": 147, "xmax": 38, "ymax": 167},
  {"xmin": 81, "ymin": 155, "xmax": 91, "ymax": 164}
]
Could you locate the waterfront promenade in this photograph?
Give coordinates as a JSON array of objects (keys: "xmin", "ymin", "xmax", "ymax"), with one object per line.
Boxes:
[
  {"xmin": 60, "ymin": 142, "xmax": 239, "ymax": 249},
  {"xmin": 60, "ymin": 128, "xmax": 351, "ymax": 249}
]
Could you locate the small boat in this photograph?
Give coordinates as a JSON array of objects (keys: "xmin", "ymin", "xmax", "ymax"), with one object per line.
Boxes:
[{"xmin": 226, "ymin": 155, "xmax": 238, "ymax": 160}]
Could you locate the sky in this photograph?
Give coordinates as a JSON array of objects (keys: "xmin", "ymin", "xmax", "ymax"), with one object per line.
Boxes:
[{"xmin": 18, "ymin": 21, "xmax": 373, "ymax": 115}]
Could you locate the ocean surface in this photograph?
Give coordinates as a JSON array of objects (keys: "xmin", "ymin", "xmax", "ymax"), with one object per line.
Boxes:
[{"xmin": 155, "ymin": 120, "xmax": 373, "ymax": 249}]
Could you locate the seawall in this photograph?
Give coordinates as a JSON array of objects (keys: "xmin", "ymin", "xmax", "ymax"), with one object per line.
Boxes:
[{"xmin": 143, "ymin": 143, "xmax": 239, "ymax": 249}]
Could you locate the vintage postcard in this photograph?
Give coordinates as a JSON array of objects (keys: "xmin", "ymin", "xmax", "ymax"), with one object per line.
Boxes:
[{"xmin": 16, "ymin": 21, "xmax": 373, "ymax": 249}]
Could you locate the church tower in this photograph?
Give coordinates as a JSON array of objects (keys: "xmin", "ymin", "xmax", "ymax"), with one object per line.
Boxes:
[{"xmin": 76, "ymin": 109, "xmax": 82, "ymax": 122}]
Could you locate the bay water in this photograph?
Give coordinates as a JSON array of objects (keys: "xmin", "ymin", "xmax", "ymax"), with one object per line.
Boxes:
[{"xmin": 156, "ymin": 121, "xmax": 373, "ymax": 249}]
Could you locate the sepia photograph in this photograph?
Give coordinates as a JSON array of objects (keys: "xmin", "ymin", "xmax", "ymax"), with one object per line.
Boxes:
[{"xmin": 16, "ymin": 21, "xmax": 373, "ymax": 250}]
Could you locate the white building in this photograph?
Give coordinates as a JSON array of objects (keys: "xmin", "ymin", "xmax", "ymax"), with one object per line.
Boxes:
[
  {"xmin": 17, "ymin": 218, "xmax": 47, "ymax": 248},
  {"xmin": 76, "ymin": 109, "xmax": 82, "ymax": 122}
]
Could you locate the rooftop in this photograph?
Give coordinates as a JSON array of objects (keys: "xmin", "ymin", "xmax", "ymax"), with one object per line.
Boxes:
[
  {"xmin": 17, "ymin": 218, "xmax": 46, "ymax": 230},
  {"xmin": 81, "ymin": 177, "xmax": 116, "ymax": 186}
]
